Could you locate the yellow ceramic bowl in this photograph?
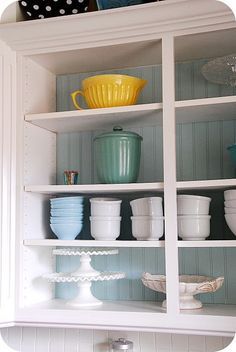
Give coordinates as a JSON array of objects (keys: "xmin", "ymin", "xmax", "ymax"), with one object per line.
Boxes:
[{"xmin": 71, "ymin": 74, "xmax": 147, "ymax": 109}]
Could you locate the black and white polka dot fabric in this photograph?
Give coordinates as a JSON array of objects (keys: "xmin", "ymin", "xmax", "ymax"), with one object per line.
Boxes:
[{"xmin": 19, "ymin": 0, "xmax": 89, "ymax": 20}]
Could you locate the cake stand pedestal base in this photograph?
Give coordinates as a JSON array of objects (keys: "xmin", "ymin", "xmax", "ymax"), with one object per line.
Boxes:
[
  {"xmin": 162, "ymin": 295, "xmax": 202, "ymax": 310},
  {"xmin": 66, "ymin": 281, "xmax": 102, "ymax": 307}
]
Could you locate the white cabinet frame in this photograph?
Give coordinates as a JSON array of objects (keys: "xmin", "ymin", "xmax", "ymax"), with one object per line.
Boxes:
[{"xmin": 0, "ymin": 0, "xmax": 236, "ymax": 336}]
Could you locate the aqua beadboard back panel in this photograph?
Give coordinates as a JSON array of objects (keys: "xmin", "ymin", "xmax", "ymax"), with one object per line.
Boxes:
[{"xmin": 55, "ymin": 59, "xmax": 236, "ymax": 303}]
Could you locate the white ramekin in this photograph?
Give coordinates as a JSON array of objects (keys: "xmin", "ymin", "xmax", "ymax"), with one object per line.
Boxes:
[
  {"xmin": 224, "ymin": 189, "xmax": 236, "ymax": 201},
  {"xmin": 130, "ymin": 197, "xmax": 163, "ymax": 216},
  {"xmin": 90, "ymin": 197, "xmax": 122, "ymax": 217},
  {"xmin": 131, "ymin": 216, "xmax": 164, "ymax": 240},
  {"xmin": 225, "ymin": 214, "xmax": 236, "ymax": 236},
  {"xmin": 89, "ymin": 216, "xmax": 121, "ymax": 240},
  {"xmin": 177, "ymin": 215, "xmax": 211, "ymax": 240},
  {"xmin": 177, "ymin": 195, "xmax": 211, "ymax": 215}
]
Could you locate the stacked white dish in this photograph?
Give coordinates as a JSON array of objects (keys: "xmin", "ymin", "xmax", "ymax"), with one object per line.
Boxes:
[
  {"xmin": 89, "ymin": 198, "xmax": 122, "ymax": 240},
  {"xmin": 224, "ymin": 190, "xmax": 236, "ymax": 236},
  {"xmin": 130, "ymin": 197, "xmax": 164, "ymax": 240},
  {"xmin": 177, "ymin": 195, "xmax": 211, "ymax": 241},
  {"xmin": 50, "ymin": 196, "xmax": 84, "ymax": 240}
]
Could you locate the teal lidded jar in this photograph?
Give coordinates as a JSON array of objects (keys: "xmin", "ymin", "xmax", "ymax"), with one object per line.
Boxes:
[{"xmin": 94, "ymin": 126, "xmax": 143, "ymax": 184}]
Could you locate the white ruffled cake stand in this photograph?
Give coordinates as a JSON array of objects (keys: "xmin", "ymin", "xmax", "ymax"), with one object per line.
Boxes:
[
  {"xmin": 44, "ymin": 271, "xmax": 125, "ymax": 307},
  {"xmin": 52, "ymin": 247, "xmax": 119, "ymax": 277},
  {"xmin": 43, "ymin": 248, "xmax": 125, "ymax": 307}
]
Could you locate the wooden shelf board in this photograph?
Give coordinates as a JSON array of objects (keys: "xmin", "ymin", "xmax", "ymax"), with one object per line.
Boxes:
[
  {"xmin": 24, "ymin": 183, "xmax": 164, "ymax": 194},
  {"xmin": 25, "ymin": 103, "xmax": 163, "ymax": 133},
  {"xmin": 23, "ymin": 239, "xmax": 165, "ymax": 248}
]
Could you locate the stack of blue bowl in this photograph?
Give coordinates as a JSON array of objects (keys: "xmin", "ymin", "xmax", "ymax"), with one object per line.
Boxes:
[{"xmin": 50, "ymin": 196, "xmax": 84, "ymax": 240}]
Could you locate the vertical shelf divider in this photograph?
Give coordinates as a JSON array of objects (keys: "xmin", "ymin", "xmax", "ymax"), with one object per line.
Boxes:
[{"xmin": 162, "ymin": 34, "xmax": 179, "ymax": 315}]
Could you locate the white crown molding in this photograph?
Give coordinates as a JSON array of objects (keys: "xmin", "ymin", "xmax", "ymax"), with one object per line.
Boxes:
[{"xmin": 0, "ymin": 0, "xmax": 234, "ymax": 54}]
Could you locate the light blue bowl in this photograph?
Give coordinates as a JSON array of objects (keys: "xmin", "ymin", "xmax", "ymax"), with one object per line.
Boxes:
[
  {"xmin": 50, "ymin": 216, "xmax": 83, "ymax": 222},
  {"xmin": 50, "ymin": 202, "xmax": 83, "ymax": 206},
  {"xmin": 50, "ymin": 196, "xmax": 84, "ymax": 202},
  {"xmin": 50, "ymin": 204, "xmax": 84, "ymax": 209},
  {"xmin": 50, "ymin": 196, "xmax": 84, "ymax": 200},
  {"xmin": 50, "ymin": 214, "xmax": 83, "ymax": 218},
  {"xmin": 50, "ymin": 223, "xmax": 83, "ymax": 240},
  {"xmin": 50, "ymin": 199, "xmax": 83, "ymax": 204},
  {"xmin": 227, "ymin": 144, "xmax": 236, "ymax": 165},
  {"xmin": 50, "ymin": 210, "xmax": 83, "ymax": 216},
  {"xmin": 50, "ymin": 202, "xmax": 83, "ymax": 208},
  {"xmin": 50, "ymin": 221, "xmax": 83, "ymax": 225}
]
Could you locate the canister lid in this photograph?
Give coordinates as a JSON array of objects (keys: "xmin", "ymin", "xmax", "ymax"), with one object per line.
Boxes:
[
  {"xmin": 112, "ymin": 338, "xmax": 133, "ymax": 350},
  {"xmin": 94, "ymin": 126, "xmax": 143, "ymax": 140}
]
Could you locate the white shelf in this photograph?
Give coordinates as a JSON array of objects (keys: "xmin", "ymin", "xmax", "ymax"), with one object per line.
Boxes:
[
  {"xmin": 23, "ymin": 239, "xmax": 236, "ymax": 248},
  {"xmin": 175, "ymin": 96, "xmax": 236, "ymax": 124},
  {"xmin": 24, "ymin": 179, "xmax": 236, "ymax": 194},
  {"xmin": 24, "ymin": 96, "xmax": 236, "ymax": 134},
  {"xmin": 25, "ymin": 103, "xmax": 163, "ymax": 133},
  {"xmin": 24, "ymin": 183, "xmax": 164, "ymax": 194},
  {"xmin": 17, "ymin": 300, "xmax": 166, "ymax": 330},
  {"xmin": 23, "ymin": 239, "xmax": 165, "ymax": 248},
  {"xmin": 16, "ymin": 301, "xmax": 236, "ymax": 334},
  {"xmin": 181, "ymin": 304, "xmax": 236, "ymax": 318},
  {"xmin": 177, "ymin": 179, "xmax": 236, "ymax": 190},
  {"xmin": 178, "ymin": 240, "xmax": 236, "ymax": 248},
  {"xmin": 26, "ymin": 299, "xmax": 164, "ymax": 313}
]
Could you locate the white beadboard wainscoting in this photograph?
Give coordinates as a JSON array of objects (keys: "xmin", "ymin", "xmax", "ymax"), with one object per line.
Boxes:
[{"xmin": 1, "ymin": 327, "xmax": 234, "ymax": 352}]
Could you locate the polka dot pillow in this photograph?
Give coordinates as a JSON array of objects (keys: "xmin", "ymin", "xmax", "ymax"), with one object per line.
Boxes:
[{"xmin": 19, "ymin": 0, "xmax": 90, "ymax": 20}]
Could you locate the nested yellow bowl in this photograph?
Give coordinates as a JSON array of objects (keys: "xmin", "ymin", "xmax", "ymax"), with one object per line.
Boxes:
[{"xmin": 71, "ymin": 74, "xmax": 147, "ymax": 109}]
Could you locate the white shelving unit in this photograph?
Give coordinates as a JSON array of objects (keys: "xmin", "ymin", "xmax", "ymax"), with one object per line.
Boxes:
[{"xmin": 0, "ymin": 0, "xmax": 236, "ymax": 338}]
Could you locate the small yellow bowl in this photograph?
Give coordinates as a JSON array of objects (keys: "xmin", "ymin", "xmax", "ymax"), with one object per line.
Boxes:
[{"xmin": 71, "ymin": 74, "xmax": 147, "ymax": 109}]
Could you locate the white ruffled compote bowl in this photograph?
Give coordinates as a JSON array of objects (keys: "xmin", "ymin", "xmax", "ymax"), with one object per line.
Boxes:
[{"xmin": 142, "ymin": 273, "xmax": 224, "ymax": 310}]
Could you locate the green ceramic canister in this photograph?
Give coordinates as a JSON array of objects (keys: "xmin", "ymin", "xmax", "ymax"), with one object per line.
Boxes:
[{"xmin": 94, "ymin": 126, "xmax": 143, "ymax": 184}]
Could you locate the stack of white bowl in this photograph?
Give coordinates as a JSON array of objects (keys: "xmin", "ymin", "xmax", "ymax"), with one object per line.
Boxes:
[
  {"xmin": 177, "ymin": 195, "xmax": 211, "ymax": 241},
  {"xmin": 130, "ymin": 197, "xmax": 164, "ymax": 240},
  {"xmin": 89, "ymin": 198, "xmax": 122, "ymax": 240},
  {"xmin": 224, "ymin": 190, "xmax": 236, "ymax": 236}
]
